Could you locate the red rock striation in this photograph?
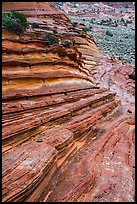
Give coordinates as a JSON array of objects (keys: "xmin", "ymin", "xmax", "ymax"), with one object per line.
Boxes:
[
  {"xmin": 2, "ymin": 2, "xmax": 135, "ymax": 202},
  {"xmin": 38, "ymin": 115, "xmax": 135, "ymax": 202}
]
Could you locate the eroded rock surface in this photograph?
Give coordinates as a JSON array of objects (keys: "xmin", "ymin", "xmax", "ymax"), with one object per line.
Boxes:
[
  {"xmin": 37, "ymin": 115, "xmax": 135, "ymax": 202},
  {"xmin": 2, "ymin": 2, "xmax": 135, "ymax": 202}
]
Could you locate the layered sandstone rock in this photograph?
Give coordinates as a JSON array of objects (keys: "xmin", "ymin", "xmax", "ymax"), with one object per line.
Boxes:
[
  {"xmin": 2, "ymin": 2, "xmax": 135, "ymax": 202},
  {"xmin": 37, "ymin": 115, "xmax": 135, "ymax": 202}
]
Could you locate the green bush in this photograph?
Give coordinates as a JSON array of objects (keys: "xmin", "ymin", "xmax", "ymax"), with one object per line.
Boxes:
[
  {"xmin": 83, "ymin": 26, "xmax": 92, "ymax": 32},
  {"xmin": 62, "ymin": 40, "xmax": 72, "ymax": 48},
  {"xmin": 109, "ymin": 18, "xmax": 112, "ymax": 22},
  {"xmin": 90, "ymin": 18, "xmax": 95, "ymax": 23},
  {"xmin": 126, "ymin": 19, "xmax": 133, "ymax": 24},
  {"xmin": 31, "ymin": 22, "xmax": 39, "ymax": 28},
  {"xmin": 121, "ymin": 18, "xmax": 125, "ymax": 23},
  {"xmin": 100, "ymin": 19, "xmax": 112, "ymax": 26},
  {"xmin": 100, "ymin": 19, "xmax": 106, "ymax": 25},
  {"xmin": 83, "ymin": 26, "xmax": 93, "ymax": 33},
  {"xmin": 2, "ymin": 10, "xmax": 29, "ymax": 34},
  {"xmin": 53, "ymin": 29, "xmax": 58, "ymax": 34},
  {"xmin": 106, "ymin": 30, "xmax": 113, "ymax": 37},
  {"xmin": 72, "ymin": 22, "xmax": 78, "ymax": 27},
  {"xmin": 43, "ymin": 33, "xmax": 59, "ymax": 45}
]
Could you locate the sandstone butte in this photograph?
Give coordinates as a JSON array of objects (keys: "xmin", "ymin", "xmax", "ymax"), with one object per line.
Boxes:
[{"xmin": 2, "ymin": 2, "xmax": 135, "ymax": 202}]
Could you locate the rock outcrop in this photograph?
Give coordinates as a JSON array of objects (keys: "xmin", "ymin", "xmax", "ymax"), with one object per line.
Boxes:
[{"xmin": 2, "ymin": 2, "xmax": 135, "ymax": 202}]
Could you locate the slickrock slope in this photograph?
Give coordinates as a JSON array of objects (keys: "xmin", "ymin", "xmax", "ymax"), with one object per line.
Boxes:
[
  {"xmin": 38, "ymin": 115, "xmax": 135, "ymax": 202},
  {"xmin": 79, "ymin": 47, "xmax": 135, "ymax": 114},
  {"xmin": 2, "ymin": 2, "xmax": 135, "ymax": 202},
  {"xmin": 94, "ymin": 54, "xmax": 135, "ymax": 114}
]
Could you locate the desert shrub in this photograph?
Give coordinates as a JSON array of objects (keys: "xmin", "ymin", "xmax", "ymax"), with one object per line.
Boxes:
[
  {"xmin": 72, "ymin": 22, "xmax": 78, "ymax": 27},
  {"xmin": 126, "ymin": 19, "xmax": 133, "ymax": 24},
  {"xmin": 90, "ymin": 18, "xmax": 95, "ymax": 23},
  {"xmin": 106, "ymin": 30, "xmax": 113, "ymax": 37},
  {"xmin": 83, "ymin": 25, "xmax": 92, "ymax": 32},
  {"xmin": 83, "ymin": 26, "xmax": 93, "ymax": 33},
  {"xmin": 43, "ymin": 33, "xmax": 59, "ymax": 45},
  {"xmin": 121, "ymin": 18, "xmax": 125, "ymax": 23},
  {"xmin": 100, "ymin": 19, "xmax": 106, "ymax": 25},
  {"xmin": 53, "ymin": 29, "xmax": 58, "ymax": 34},
  {"xmin": 31, "ymin": 22, "xmax": 39, "ymax": 28},
  {"xmin": 2, "ymin": 10, "xmax": 29, "ymax": 34},
  {"xmin": 125, "ymin": 5, "xmax": 129, "ymax": 8},
  {"xmin": 100, "ymin": 19, "xmax": 112, "ymax": 26},
  {"xmin": 62, "ymin": 40, "xmax": 72, "ymax": 48},
  {"xmin": 11, "ymin": 10, "xmax": 28, "ymax": 28},
  {"xmin": 4, "ymin": 22, "xmax": 25, "ymax": 34}
]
